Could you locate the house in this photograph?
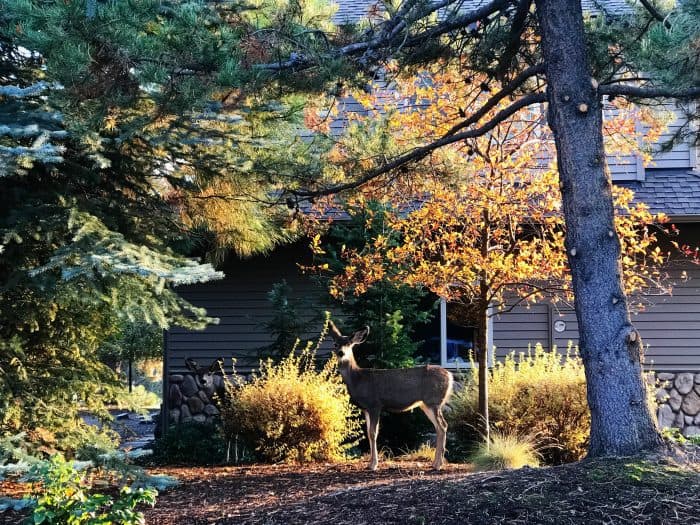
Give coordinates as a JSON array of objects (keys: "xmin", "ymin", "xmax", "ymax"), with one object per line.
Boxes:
[{"xmin": 163, "ymin": 0, "xmax": 700, "ymax": 434}]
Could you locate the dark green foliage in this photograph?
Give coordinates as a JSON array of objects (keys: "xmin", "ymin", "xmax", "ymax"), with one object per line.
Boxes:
[
  {"xmin": 151, "ymin": 423, "xmax": 228, "ymax": 466},
  {"xmin": 0, "ymin": 0, "xmax": 349, "ymax": 449},
  {"xmin": 374, "ymin": 410, "xmax": 434, "ymax": 455},
  {"xmin": 258, "ymin": 280, "xmax": 320, "ymax": 361},
  {"xmin": 319, "ymin": 203, "xmax": 433, "ymax": 368}
]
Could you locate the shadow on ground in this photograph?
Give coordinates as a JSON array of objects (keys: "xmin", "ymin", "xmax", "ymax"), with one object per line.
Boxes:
[{"xmin": 145, "ymin": 457, "xmax": 700, "ymax": 525}]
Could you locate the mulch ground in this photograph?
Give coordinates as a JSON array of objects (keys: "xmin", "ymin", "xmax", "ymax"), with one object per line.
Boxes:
[
  {"xmin": 4, "ymin": 456, "xmax": 700, "ymax": 524},
  {"xmin": 144, "ymin": 456, "xmax": 700, "ymax": 525}
]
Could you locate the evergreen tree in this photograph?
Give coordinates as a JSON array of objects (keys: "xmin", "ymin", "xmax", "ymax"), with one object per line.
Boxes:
[
  {"xmin": 314, "ymin": 202, "xmax": 433, "ymax": 369},
  {"xmin": 0, "ymin": 0, "xmax": 342, "ymax": 444}
]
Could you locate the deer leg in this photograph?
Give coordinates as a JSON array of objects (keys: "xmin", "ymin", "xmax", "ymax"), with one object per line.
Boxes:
[
  {"xmin": 435, "ymin": 406, "xmax": 448, "ymax": 470},
  {"xmin": 420, "ymin": 404, "xmax": 447, "ymax": 470},
  {"xmin": 365, "ymin": 409, "xmax": 380, "ymax": 471}
]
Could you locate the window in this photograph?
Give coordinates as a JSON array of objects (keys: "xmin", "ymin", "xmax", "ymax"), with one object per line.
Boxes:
[{"xmin": 415, "ymin": 298, "xmax": 492, "ymax": 368}]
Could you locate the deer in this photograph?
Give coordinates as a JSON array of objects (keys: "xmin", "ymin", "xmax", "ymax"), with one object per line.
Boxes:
[
  {"xmin": 328, "ymin": 321, "xmax": 453, "ymax": 471},
  {"xmin": 185, "ymin": 357, "xmax": 226, "ymax": 399}
]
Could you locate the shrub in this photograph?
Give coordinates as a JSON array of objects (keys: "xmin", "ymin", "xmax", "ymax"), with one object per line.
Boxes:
[
  {"xmin": 470, "ymin": 431, "xmax": 540, "ymax": 470},
  {"xmin": 30, "ymin": 455, "xmax": 157, "ymax": 525},
  {"xmin": 220, "ymin": 331, "xmax": 361, "ymax": 463},
  {"xmin": 112, "ymin": 384, "xmax": 161, "ymax": 412},
  {"xmin": 150, "ymin": 422, "xmax": 228, "ymax": 466},
  {"xmin": 449, "ymin": 344, "xmax": 589, "ymax": 464},
  {"xmin": 397, "ymin": 443, "xmax": 436, "ymax": 462}
]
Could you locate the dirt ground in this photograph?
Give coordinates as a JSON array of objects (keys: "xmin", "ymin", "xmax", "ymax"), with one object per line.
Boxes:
[{"xmin": 144, "ymin": 456, "xmax": 700, "ymax": 525}]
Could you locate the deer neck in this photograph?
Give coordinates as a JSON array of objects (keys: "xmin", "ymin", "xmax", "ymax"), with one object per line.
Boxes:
[{"xmin": 338, "ymin": 352, "xmax": 360, "ymax": 387}]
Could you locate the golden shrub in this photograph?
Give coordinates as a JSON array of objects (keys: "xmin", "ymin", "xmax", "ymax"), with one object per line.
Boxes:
[
  {"xmin": 220, "ymin": 331, "xmax": 361, "ymax": 463},
  {"xmin": 449, "ymin": 344, "xmax": 589, "ymax": 464}
]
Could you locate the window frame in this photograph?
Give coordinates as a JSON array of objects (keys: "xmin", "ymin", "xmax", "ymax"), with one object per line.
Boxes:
[{"xmin": 438, "ymin": 298, "xmax": 493, "ymax": 369}]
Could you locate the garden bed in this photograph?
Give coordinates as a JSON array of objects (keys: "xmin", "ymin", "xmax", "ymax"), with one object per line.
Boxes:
[{"xmin": 143, "ymin": 456, "xmax": 700, "ymax": 524}]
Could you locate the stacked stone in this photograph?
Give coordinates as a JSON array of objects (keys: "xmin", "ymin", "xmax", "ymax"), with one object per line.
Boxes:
[
  {"xmin": 655, "ymin": 372, "xmax": 700, "ymax": 437},
  {"xmin": 167, "ymin": 373, "xmax": 223, "ymax": 425}
]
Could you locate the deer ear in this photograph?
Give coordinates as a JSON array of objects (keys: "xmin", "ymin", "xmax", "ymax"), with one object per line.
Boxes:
[
  {"xmin": 210, "ymin": 358, "xmax": 224, "ymax": 373},
  {"xmin": 352, "ymin": 326, "xmax": 369, "ymax": 344},
  {"xmin": 185, "ymin": 358, "xmax": 200, "ymax": 372},
  {"xmin": 328, "ymin": 320, "xmax": 343, "ymax": 340}
]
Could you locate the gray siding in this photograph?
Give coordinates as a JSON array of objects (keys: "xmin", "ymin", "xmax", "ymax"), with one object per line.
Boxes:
[
  {"xmin": 650, "ymin": 104, "xmax": 696, "ymax": 170},
  {"xmin": 492, "ymin": 267, "xmax": 700, "ymax": 372},
  {"xmin": 492, "ymin": 304, "xmax": 551, "ymax": 359},
  {"xmin": 167, "ymin": 231, "xmax": 700, "ymax": 376},
  {"xmin": 166, "ymin": 244, "xmax": 332, "ymax": 375}
]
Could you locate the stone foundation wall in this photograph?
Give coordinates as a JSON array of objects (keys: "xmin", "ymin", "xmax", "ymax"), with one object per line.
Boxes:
[
  {"xmin": 167, "ymin": 373, "xmax": 223, "ymax": 424},
  {"xmin": 166, "ymin": 370, "xmax": 700, "ymax": 434},
  {"xmin": 655, "ymin": 372, "xmax": 700, "ymax": 437}
]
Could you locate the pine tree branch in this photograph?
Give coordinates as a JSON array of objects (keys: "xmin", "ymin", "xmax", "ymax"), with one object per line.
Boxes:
[
  {"xmin": 493, "ymin": 0, "xmax": 532, "ymax": 82},
  {"xmin": 599, "ymin": 85, "xmax": 700, "ymax": 99},
  {"xmin": 638, "ymin": 0, "xmax": 671, "ymax": 29},
  {"xmin": 291, "ymin": 92, "xmax": 546, "ymax": 198},
  {"xmin": 255, "ymin": 0, "xmax": 511, "ymax": 71},
  {"xmin": 400, "ymin": 0, "xmax": 511, "ymax": 50}
]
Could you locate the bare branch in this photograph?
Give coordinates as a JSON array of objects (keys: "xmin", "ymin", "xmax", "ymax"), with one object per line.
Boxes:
[
  {"xmin": 401, "ymin": 0, "xmax": 511, "ymax": 50},
  {"xmin": 599, "ymin": 85, "xmax": 700, "ymax": 99},
  {"xmin": 255, "ymin": 0, "xmax": 511, "ymax": 71},
  {"xmin": 445, "ymin": 63, "xmax": 544, "ymax": 137},
  {"xmin": 291, "ymin": 92, "xmax": 546, "ymax": 198}
]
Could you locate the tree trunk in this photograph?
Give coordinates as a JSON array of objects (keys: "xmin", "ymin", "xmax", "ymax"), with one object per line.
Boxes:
[{"xmin": 534, "ymin": 0, "xmax": 662, "ymax": 456}]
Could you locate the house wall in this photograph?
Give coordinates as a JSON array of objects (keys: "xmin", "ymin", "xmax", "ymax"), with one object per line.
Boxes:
[
  {"xmin": 166, "ymin": 243, "xmax": 330, "ymax": 376},
  {"xmin": 165, "ymin": 222, "xmax": 700, "ymax": 433},
  {"xmin": 492, "ymin": 265, "xmax": 700, "ymax": 372},
  {"xmin": 650, "ymin": 104, "xmax": 697, "ymax": 170}
]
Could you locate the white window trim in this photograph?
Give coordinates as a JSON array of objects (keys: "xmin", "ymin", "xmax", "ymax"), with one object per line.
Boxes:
[
  {"xmin": 690, "ymin": 102, "xmax": 699, "ymax": 173},
  {"xmin": 438, "ymin": 297, "xmax": 493, "ymax": 369}
]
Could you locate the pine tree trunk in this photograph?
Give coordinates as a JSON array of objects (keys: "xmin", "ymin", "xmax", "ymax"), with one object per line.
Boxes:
[{"xmin": 534, "ymin": 0, "xmax": 662, "ymax": 456}]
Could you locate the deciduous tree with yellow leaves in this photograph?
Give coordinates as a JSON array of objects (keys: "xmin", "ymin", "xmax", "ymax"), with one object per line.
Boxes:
[{"xmin": 326, "ymin": 65, "xmax": 675, "ymax": 441}]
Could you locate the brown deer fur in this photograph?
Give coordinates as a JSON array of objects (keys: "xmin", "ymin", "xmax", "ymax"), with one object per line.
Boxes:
[{"xmin": 329, "ymin": 321, "xmax": 453, "ymax": 470}]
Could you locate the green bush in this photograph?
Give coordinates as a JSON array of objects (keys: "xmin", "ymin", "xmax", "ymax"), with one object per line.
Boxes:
[
  {"xmin": 449, "ymin": 344, "xmax": 589, "ymax": 464},
  {"xmin": 151, "ymin": 422, "xmax": 228, "ymax": 466},
  {"xmin": 112, "ymin": 384, "xmax": 161, "ymax": 412},
  {"xmin": 220, "ymin": 331, "xmax": 361, "ymax": 463},
  {"xmin": 30, "ymin": 455, "xmax": 157, "ymax": 525}
]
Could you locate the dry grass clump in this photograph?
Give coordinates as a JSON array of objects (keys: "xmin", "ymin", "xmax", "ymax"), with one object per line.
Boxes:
[
  {"xmin": 470, "ymin": 431, "xmax": 541, "ymax": 470},
  {"xmin": 397, "ymin": 443, "xmax": 436, "ymax": 462},
  {"xmin": 450, "ymin": 344, "xmax": 589, "ymax": 464},
  {"xmin": 220, "ymin": 323, "xmax": 361, "ymax": 464}
]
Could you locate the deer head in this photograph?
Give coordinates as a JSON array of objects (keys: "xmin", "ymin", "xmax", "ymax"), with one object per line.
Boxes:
[
  {"xmin": 328, "ymin": 321, "xmax": 369, "ymax": 366},
  {"xmin": 185, "ymin": 357, "xmax": 224, "ymax": 394}
]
